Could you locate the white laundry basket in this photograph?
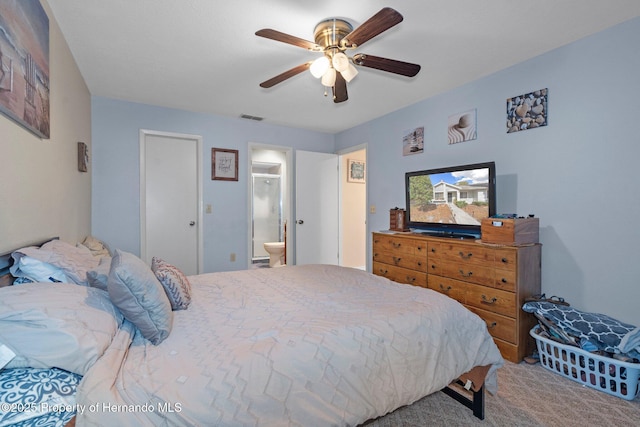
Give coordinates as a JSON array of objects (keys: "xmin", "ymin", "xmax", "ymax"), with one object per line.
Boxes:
[{"xmin": 530, "ymin": 326, "xmax": 640, "ymax": 400}]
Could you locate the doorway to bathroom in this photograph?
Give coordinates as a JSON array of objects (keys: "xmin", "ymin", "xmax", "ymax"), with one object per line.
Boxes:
[{"xmin": 248, "ymin": 144, "xmax": 292, "ymax": 268}]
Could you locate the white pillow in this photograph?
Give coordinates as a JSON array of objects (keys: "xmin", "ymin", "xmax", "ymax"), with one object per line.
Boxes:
[
  {"xmin": 0, "ymin": 283, "xmax": 123, "ymax": 375},
  {"xmin": 11, "ymin": 240, "xmax": 99, "ymax": 286},
  {"xmin": 9, "ymin": 254, "xmax": 71, "ymax": 283}
]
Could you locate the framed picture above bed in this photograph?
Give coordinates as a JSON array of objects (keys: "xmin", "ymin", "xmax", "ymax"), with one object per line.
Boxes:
[
  {"xmin": 211, "ymin": 148, "xmax": 238, "ymax": 181},
  {"xmin": 0, "ymin": 0, "xmax": 50, "ymax": 139}
]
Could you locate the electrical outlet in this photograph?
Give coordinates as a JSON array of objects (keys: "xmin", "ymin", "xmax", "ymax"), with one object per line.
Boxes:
[
  {"xmin": 230, "ymin": 253, "xmax": 236, "ymax": 262},
  {"xmin": 369, "ymin": 205, "xmax": 376, "ymax": 214}
]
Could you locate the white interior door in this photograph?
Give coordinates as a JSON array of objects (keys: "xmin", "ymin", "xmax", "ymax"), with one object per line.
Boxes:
[
  {"xmin": 140, "ymin": 130, "xmax": 202, "ymax": 274},
  {"xmin": 295, "ymin": 150, "xmax": 339, "ymax": 265}
]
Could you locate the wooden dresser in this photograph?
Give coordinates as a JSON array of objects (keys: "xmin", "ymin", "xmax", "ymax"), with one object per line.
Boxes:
[{"xmin": 372, "ymin": 232, "xmax": 541, "ymax": 363}]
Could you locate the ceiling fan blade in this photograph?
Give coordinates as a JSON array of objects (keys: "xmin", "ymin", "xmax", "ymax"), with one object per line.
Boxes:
[
  {"xmin": 256, "ymin": 29, "xmax": 321, "ymax": 51},
  {"xmin": 332, "ymin": 72, "xmax": 348, "ymax": 103},
  {"xmin": 342, "ymin": 7, "xmax": 403, "ymax": 48},
  {"xmin": 353, "ymin": 54, "xmax": 421, "ymax": 77},
  {"xmin": 259, "ymin": 62, "xmax": 312, "ymax": 88}
]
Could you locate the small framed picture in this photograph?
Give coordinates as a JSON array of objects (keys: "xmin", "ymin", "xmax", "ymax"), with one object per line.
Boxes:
[
  {"xmin": 347, "ymin": 159, "xmax": 365, "ymax": 183},
  {"xmin": 212, "ymin": 148, "xmax": 238, "ymax": 181}
]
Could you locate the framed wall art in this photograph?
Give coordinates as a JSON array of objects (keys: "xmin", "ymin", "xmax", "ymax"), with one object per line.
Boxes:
[
  {"xmin": 77, "ymin": 142, "xmax": 88, "ymax": 172},
  {"xmin": 507, "ymin": 88, "xmax": 548, "ymax": 133},
  {"xmin": 0, "ymin": 0, "xmax": 50, "ymax": 139},
  {"xmin": 347, "ymin": 159, "xmax": 365, "ymax": 183},
  {"xmin": 212, "ymin": 148, "xmax": 239, "ymax": 181},
  {"xmin": 448, "ymin": 109, "xmax": 477, "ymax": 144},
  {"xmin": 402, "ymin": 127, "xmax": 424, "ymax": 156}
]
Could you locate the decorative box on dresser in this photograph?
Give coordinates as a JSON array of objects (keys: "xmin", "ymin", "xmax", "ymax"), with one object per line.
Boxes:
[{"xmin": 372, "ymin": 232, "xmax": 541, "ymax": 363}]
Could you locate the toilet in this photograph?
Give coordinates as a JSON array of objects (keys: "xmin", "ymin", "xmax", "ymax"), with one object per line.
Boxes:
[{"xmin": 263, "ymin": 242, "xmax": 285, "ymax": 268}]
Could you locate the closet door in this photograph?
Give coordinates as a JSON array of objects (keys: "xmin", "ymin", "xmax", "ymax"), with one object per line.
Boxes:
[{"xmin": 140, "ymin": 130, "xmax": 202, "ymax": 274}]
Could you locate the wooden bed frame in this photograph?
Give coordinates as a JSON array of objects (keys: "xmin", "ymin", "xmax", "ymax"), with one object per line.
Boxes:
[
  {"xmin": 0, "ymin": 236, "xmax": 486, "ymax": 422},
  {"xmin": 442, "ymin": 380, "xmax": 485, "ymax": 419}
]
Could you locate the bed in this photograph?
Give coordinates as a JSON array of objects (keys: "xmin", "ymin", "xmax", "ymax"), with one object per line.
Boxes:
[{"xmin": 0, "ymin": 238, "xmax": 504, "ymax": 426}]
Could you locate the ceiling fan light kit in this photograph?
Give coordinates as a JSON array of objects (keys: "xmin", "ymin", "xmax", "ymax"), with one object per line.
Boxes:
[{"xmin": 255, "ymin": 7, "xmax": 421, "ymax": 103}]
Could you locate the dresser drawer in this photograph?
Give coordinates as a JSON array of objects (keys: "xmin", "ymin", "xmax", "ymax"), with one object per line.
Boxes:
[
  {"xmin": 427, "ymin": 275, "xmax": 466, "ymax": 303},
  {"xmin": 429, "ymin": 241, "xmax": 494, "ymax": 265},
  {"xmin": 493, "ymin": 268, "xmax": 517, "ymax": 292},
  {"xmin": 430, "ymin": 259, "xmax": 495, "ymax": 287},
  {"xmin": 373, "ymin": 235, "xmax": 426, "ymax": 256},
  {"xmin": 373, "ymin": 250, "xmax": 427, "ymax": 272},
  {"xmin": 494, "ymin": 248, "xmax": 517, "ymax": 269},
  {"xmin": 373, "ymin": 261, "xmax": 427, "ymax": 288},
  {"xmin": 465, "ymin": 284, "xmax": 516, "ymax": 317},
  {"xmin": 493, "ymin": 337, "xmax": 518, "ymax": 363},
  {"xmin": 466, "ymin": 306, "xmax": 517, "ymax": 343}
]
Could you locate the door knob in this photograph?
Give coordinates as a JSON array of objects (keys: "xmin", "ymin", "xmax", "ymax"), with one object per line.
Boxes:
[
  {"xmin": 296, "ymin": 220, "xmax": 304, "ymax": 225},
  {"xmin": 189, "ymin": 221, "xmax": 196, "ymax": 226}
]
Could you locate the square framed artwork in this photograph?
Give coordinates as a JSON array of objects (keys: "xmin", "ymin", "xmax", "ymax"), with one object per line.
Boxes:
[
  {"xmin": 507, "ymin": 88, "xmax": 548, "ymax": 133},
  {"xmin": 347, "ymin": 159, "xmax": 365, "ymax": 183},
  {"xmin": 448, "ymin": 109, "xmax": 477, "ymax": 144},
  {"xmin": 211, "ymin": 148, "xmax": 238, "ymax": 181}
]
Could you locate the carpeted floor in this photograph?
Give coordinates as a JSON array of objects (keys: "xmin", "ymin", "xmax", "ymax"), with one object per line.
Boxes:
[{"xmin": 367, "ymin": 361, "xmax": 640, "ymax": 426}]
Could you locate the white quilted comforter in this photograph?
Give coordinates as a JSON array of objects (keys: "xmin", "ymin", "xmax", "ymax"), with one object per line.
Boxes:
[{"xmin": 76, "ymin": 265, "xmax": 503, "ymax": 426}]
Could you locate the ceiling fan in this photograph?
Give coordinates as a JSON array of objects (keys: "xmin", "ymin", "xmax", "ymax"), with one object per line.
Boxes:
[{"xmin": 255, "ymin": 7, "xmax": 421, "ymax": 103}]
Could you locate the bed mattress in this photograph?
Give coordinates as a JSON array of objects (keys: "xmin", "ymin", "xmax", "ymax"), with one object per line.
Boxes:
[{"xmin": 76, "ymin": 264, "xmax": 503, "ymax": 426}]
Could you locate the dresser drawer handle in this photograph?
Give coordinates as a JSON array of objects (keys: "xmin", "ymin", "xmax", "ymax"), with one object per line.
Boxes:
[
  {"xmin": 486, "ymin": 321, "xmax": 497, "ymax": 329},
  {"xmin": 374, "ymin": 239, "xmax": 380, "ymax": 244},
  {"xmin": 458, "ymin": 269, "xmax": 473, "ymax": 278},
  {"xmin": 378, "ymin": 268, "xmax": 388, "ymax": 275},
  {"xmin": 459, "ymin": 251, "xmax": 473, "ymax": 260},
  {"xmin": 431, "ymin": 247, "xmax": 436, "ymax": 253},
  {"xmin": 430, "ymin": 264, "xmax": 437, "ymax": 269},
  {"xmin": 406, "ymin": 276, "xmax": 416, "ymax": 282},
  {"xmin": 417, "ymin": 246, "xmax": 423, "ymax": 251},
  {"xmin": 501, "ymin": 278, "xmax": 508, "ymax": 283},
  {"xmin": 392, "ymin": 242, "xmax": 402, "ymax": 248},
  {"xmin": 393, "ymin": 257, "xmax": 402, "ymax": 265},
  {"xmin": 501, "ymin": 257, "xmax": 508, "ymax": 263},
  {"xmin": 417, "ymin": 261, "xmax": 423, "ymax": 267},
  {"xmin": 481, "ymin": 295, "xmax": 498, "ymax": 305},
  {"xmin": 439, "ymin": 284, "xmax": 452, "ymax": 292}
]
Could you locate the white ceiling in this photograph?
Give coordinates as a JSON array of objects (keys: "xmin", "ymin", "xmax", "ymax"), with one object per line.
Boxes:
[{"xmin": 46, "ymin": 0, "xmax": 640, "ymax": 134}]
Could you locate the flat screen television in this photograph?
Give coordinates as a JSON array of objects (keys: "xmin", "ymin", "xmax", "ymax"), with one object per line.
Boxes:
[{"xmin": 405, "ymin": 161, "xmax": 496, "ymax": 238}]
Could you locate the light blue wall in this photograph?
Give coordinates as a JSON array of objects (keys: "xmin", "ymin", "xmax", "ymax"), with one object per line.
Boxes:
[
  {"xmin": 336, "ymin": 17, "xmax": 640, "ymax": 325},
  {"xmin": 91, "ymin": 97, "xmax": 334, "ymax": 272},
  {"xmin": 93, "ymin": 18, "xmax": 640, "ymax": 325}
]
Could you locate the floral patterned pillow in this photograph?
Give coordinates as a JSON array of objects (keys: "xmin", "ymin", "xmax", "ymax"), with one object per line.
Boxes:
[{"xmin": 151, "ymin": 257, "xmax": 192, "ymax": 310}]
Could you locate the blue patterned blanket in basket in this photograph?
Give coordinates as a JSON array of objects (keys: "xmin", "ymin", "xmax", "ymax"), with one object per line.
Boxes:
[{"xmin": 522, "ymin": 301, "xmax": 640, "ymax": 359}]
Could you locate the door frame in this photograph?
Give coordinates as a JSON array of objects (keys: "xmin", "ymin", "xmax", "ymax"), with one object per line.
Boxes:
[
  {"xmin": 139, "ymin": 129, "xmax": 204, "ymax": 273},
  {"xmin": 247, "ymin": 142, "xmax": 293, "ymax": 268}
]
